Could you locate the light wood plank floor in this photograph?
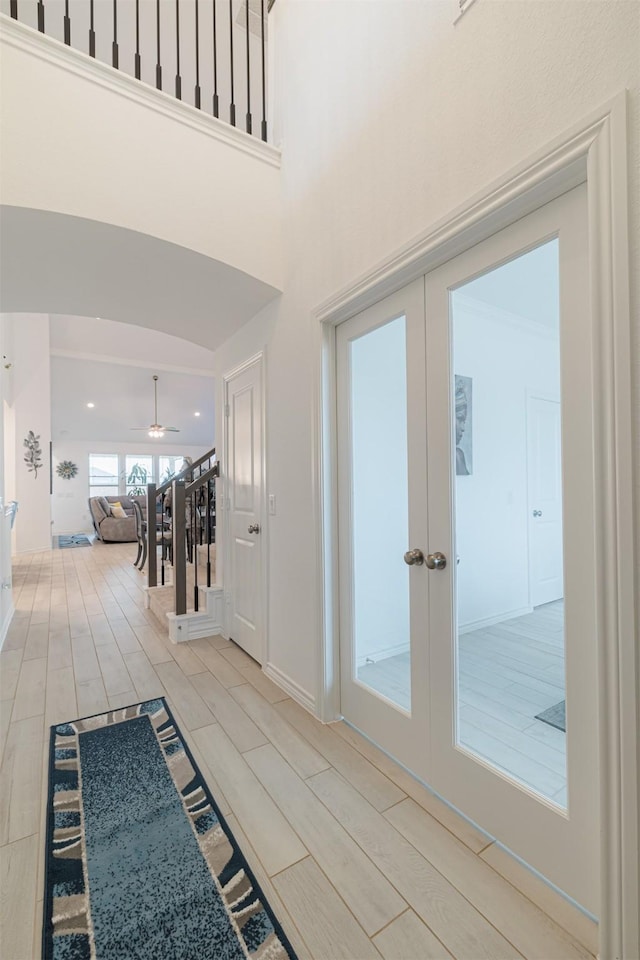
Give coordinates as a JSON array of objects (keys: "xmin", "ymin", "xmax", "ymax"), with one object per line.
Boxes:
[
  {"xmin": 0, "ymin": 544, "xmax": 595, "ymax": 959},
  {"xmin": 357, "ymin": 603, "xmax": 567, "ymax": 804}
]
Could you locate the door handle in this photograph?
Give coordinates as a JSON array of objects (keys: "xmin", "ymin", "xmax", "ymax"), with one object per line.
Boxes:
[
  {"xmin": 403, "ymin": 549, "xmax": 424, "ymax": 566},
  {"xmin": 425, "ymin": 552, "xmax": 447, "ymax": 570},
  {"xmin": 248, "ymin": 524, "xmax": 261, "ymax": 534},
  {"xmin": 533, "ymin": 510, "xmax": 542, "ymax": 517}
]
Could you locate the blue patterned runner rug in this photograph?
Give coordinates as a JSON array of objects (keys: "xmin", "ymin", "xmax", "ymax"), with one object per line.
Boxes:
[{"xmin": 43, "ymin": 698, "xmax": 298, "ymax": 960}]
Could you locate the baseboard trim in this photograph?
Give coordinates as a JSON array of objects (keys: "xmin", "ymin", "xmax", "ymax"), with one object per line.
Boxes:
[
  {"xmin": 356, "ymin": 641, "xmax": 410, "ymax": 668},
  {"xmin": 458, "ymin": 606, "xmax": 533, "ymax": 635},
  {"xmin": 0, "ymin": 601, "xmax": 15, "ymax": 651},
  {"xmin": 263, "ymin": 663, "xmax": 316, "ymax": 714}
]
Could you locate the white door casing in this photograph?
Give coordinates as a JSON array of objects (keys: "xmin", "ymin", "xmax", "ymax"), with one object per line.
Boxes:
[
  {"xmin": 528, "ymin": 395, "xmax": 564, "ymax": 607},
  {"xmin": 225, "ymin": 355, "xmax": 264, "ymax": 663}
]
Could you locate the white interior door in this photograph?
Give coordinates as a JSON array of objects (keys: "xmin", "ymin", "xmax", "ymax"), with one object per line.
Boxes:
[
  {"xmin": 426, "ymin": 185, "xmax": 598, "ymax": 914},
  {"xmin": 336, "ymin": 279, "xmax": 430, "ymax": 781},
  {"xmin": 528, "ymin": 395, "xmax": 564, "ymax": 606},
  {"xmin": 225, "ymin": 356, "xmax": 264, "ymax": 663}
]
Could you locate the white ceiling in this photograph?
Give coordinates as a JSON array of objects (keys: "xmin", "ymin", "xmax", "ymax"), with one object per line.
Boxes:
[
  {"xmin": 1, "ymin": 207, "xmax": 280, "ymax": 351},
  {"xmin": 48, "ymin": 315, "xmax": 216, "ymax": 445}
]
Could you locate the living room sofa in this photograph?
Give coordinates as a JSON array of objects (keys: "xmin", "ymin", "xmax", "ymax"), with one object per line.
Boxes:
[{"xmin": 89, "ymin": 495, "xmax": 147, "ymax": 542}]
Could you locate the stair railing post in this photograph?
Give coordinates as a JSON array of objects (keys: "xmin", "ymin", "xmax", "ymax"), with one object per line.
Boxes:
[
  {"xmin": 147, "ymin": 483, "xmax": 157, "ymax": 588},
  {"xmin": 173, "ymin": 479, "xmax": 187, "ymax": 616}
]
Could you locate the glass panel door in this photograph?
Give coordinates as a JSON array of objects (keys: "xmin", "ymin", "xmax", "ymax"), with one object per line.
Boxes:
[
  {"xmin": 451, "ymin": 238, "xmax": 567, "ymax": 807},
  {"xmin": 337, "ymin": 278, "xmax": 430, "ymax": 781},
  {"xmin": 426, "ymin": 185, "xmax": 598, "ymax": 914}
]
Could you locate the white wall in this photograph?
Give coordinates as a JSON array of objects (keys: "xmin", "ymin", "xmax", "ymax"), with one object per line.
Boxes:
[
  {"xmin": 0, "ymin": 18, "xmax": 280, "ymax": 289},
  {"xmin": 453, "ymin": 296, "xmax": 561, "ymax": 630},
  {"xmin": 0, "ymin": 16, "xmax": 282, "ymax": 349},
  {"xmin": 215, "ymin": 0, "xmax": 639, "ymax": 710},
  {"xmin": 52, "ymin": 440, "xmax": 209, "ymax": 535},
  {"xmin": 0, "ymin": 318, "xmax": 15, "ymax": 642},
  {"xmin": 5, "ymin": 315, "xmax": 52, "ymax": 553}
]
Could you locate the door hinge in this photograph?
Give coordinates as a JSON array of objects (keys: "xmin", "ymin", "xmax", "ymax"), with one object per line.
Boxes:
[{"xmin": 224, "ymin": 404, "xmax": 230, "ymax": 417}]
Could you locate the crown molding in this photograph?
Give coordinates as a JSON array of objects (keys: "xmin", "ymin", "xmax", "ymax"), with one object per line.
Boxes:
[
  {"xmin": 0, "ymin": 14, "xmax": 281, "ymax": 169},
  {"xmin": 50, "ymin": 348, "xmax": 215, "ymax": 378}
]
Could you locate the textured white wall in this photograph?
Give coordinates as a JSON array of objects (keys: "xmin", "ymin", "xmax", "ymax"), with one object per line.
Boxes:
[
  {"xmin": 216, "ymin": 0, "xmax": 639, "ymax": 707},
  {"xmin": 6, "ymin": 315, "xmax": 52, "ymax": 553},
  {"xmin": 0, "ymin": 20, "xmax": 282, "ymax": 293}
]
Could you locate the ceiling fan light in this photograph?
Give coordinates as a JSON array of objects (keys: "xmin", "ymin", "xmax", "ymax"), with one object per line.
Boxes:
[{"xmin": 148, "ymin": 429, "xmax": 164, "ymax": 439}]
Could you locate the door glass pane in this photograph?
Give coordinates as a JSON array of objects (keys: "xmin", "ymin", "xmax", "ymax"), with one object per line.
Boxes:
[
  {"xmin": 351, "ymin": 316, "xmax": 411, "ymax": 711},
  {"xmin": 451, "ymin": 239, "xmax": 567, "ymax": 807}
]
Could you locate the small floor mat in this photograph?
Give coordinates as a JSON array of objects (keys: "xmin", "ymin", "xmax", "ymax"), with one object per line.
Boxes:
[
  {"xmin": 54, "ymin": 534, "xmax": 93, "ymax": 549},
  {"xmin": 535, "ymin": 699, "xmax": 566, "ymax": 732}
]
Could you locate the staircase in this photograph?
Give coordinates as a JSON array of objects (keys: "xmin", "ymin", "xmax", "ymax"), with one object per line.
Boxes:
[{"xmin": 144, "ymin": 448, "xmax": 224, "ymax": 644}]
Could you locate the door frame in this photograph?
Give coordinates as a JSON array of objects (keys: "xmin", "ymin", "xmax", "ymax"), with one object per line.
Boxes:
[
  {"xmin": 221, "ymin": 351, "xmax": 269, "ymax": 667},
  {"xmin": 312, "ymin": 92, "xmax": 637, "ymax": 957}
]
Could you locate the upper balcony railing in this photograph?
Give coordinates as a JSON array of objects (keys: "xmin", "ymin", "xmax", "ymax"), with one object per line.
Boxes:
[{"xmin": 5, "ymin": 0, "xmax": 269, "ymax": 140}]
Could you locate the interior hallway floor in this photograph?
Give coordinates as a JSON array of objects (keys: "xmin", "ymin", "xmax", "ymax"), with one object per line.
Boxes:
[
  {"xmin": 1, "ymin": 544, "xmax": 595, "ymax": 960},
  {"xmin": 358, "ymin": 602, "xmax": 566, "ymax": 805}
]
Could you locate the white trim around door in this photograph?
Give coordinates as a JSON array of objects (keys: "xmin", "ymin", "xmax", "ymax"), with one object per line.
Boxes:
[{"xmin": 312, "ymin": 92, "xmax": 637, "ymax": 960}]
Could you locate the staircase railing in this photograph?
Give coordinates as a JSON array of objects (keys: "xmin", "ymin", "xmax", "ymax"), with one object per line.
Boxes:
[
  {"xmin": 146, "ymin": 446, "xmax": 216, "ymax": 593},
  {"xmin": 173, "ymin": 463, "xmax": 219, "ymax": 615},
  {"xmin": 6, "ymin": 1, "xmax": 270, "ymax": 141}
]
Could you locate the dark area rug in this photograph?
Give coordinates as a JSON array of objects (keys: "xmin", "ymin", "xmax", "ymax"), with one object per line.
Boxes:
[
  {"xmin": 54, "ymin": 534, "xmax": 93, "ymax": 549},
  {"xmin": 43, "ymin": 698, "xmax": 297, "ymax": 960},
  {"xmin": 535, "ymin": 699, "xmax": 566, "ymax": 732}
]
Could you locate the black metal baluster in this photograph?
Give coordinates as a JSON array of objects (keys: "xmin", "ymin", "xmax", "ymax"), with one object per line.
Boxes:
[
  {"xmin": 193, "ymin": 490, "xmax": 199, "ymax": 612},
  {"xmin": 193, "ymin": 0, "xmax": 201, "ymax": 108},
  {"xmin": 147, "ymin": 484, "xmax": 158, "ymax": 588},
  {"xmin": 63, "ymin": 0, "xmax": 71, "ymax": 44},
  {"xmin": 112, "ymin": 0, "xmax": 119, "ymax": 69},
  {"xmin": 261, "ymin": 0, "xmax": 267, "ymax": 140},
  {"xmin": 175, "ymin": 0, "xmax": 182, "ymax": 100},
  {"xmin": 245, "ymin": 0, "xmax": 252, "ymax": 133},
  {"xmin": 134, "ymin": 0, "xmax": 141, "ymax": 79},
  {"xmin": 206, "ymin": 479, "xmax": 212, "ymax": 587},
  {"xmin": 229, "ymin": 0, "xmax": 236, "ymax": 125},
  {"xmin": 10, "ymin": 1, "xmax": 17, "ymax": 21},
  {"xmin": 37, "ymin": 0, "xmax": 44, "ymax": 33},
  {"xmin": 89, "ymin": 0, "xmax": 96, "ymax": 57},
  {"xmin": 212, "ymin": 0, "xmax": 219, "ymax": 117},
  {"xmin": 160, "ymin": 492, "xmax": 166, "ymax": 586},
  {"xmin": 156, "ymin": 0, "xmax": 162, "ymax": 89}
]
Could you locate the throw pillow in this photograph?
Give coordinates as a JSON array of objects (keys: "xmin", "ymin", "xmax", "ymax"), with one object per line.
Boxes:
[{"xmin": 110, "ymin": 502, "xmax": 127, "ymax": 519}]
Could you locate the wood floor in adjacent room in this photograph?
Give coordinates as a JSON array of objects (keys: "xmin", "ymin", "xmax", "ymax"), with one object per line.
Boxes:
[{"xmin": 1, "ymin": 543, "xmax": 597, "ymax": 960}]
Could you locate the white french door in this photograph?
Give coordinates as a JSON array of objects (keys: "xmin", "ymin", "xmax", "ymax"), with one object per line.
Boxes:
[
  {"xmin": 337, "ymin": 278, "xmax": 430, "ymax": 781},
  {"xmin": 337, "ymin": 185, "xmax": 598, "ymax": 913}
]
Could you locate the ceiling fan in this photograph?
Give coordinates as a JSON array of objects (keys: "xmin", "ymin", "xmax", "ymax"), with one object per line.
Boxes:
[{"xmin": 131, "ymin": 375, "xmax": 180, "ymax": 438}]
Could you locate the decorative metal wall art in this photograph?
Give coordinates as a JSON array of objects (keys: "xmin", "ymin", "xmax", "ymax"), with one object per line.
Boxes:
[
  {"xmin": 23, "ymin": 431, "xmax": 43, "ymax": 479},
  {"xmin": 56, "ymin": 460, "xmax": 78, "ymax": 480}
]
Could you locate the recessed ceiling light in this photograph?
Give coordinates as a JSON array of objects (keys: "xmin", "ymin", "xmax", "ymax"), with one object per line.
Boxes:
[
  {"xmin": 87, "ymin": 402, "xmax": 95, "ymax": 408},
  {"xmin": 194, "ymin": 411, "xmax": 201, "ymax": 417}
]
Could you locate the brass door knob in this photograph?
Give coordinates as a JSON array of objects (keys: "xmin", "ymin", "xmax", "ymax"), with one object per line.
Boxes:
[{"xmin": 403, "ymin": 549, "xmax": 424, "ymax": 566}]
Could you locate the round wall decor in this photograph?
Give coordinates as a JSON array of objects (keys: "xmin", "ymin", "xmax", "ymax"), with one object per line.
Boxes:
[{"xmin": 56, "ymin": 460, "xmax": 78, "ymax": 480}]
